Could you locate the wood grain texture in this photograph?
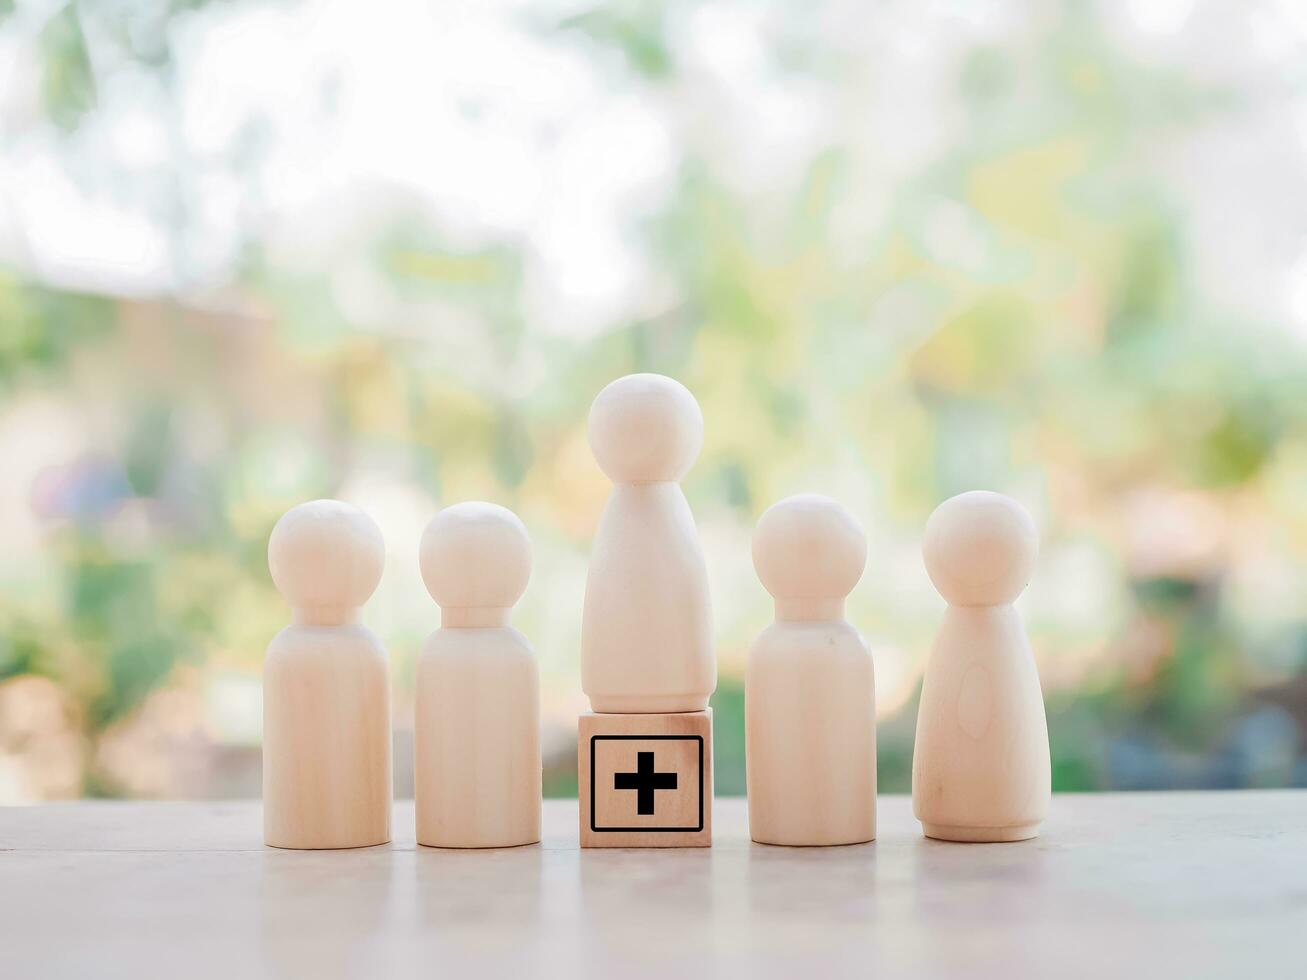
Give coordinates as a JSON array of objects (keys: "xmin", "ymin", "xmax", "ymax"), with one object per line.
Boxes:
[
  {"xmin": 578, "ymin": 710, "xmax": 712, "ymax": 847},
  {"xmin": 746, "ymin": 621, "xmax": 876, "ymax": 845},
  {"xmin": 414, "ymin": 627, "xmax": 540, "ymax": 848},
  {"xmin": 912, "ymin": 605, "xmax": 1050, "ymax": 840},
  {"xmin": 2, "ymin": 795, "xmax": 1302, "ymax": 979},
  {"xmin": 262, "ymin": 624, "xmax": 392, "ymax": 849}
]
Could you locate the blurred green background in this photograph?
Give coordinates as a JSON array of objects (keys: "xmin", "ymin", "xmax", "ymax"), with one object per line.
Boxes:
[{"xmin": 2, "ymin": 0, "xmax": 1306, "ymax": 802}]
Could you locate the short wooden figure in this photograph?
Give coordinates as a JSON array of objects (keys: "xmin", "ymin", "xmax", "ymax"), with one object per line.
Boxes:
[
  {"xmin": 579, "ymin": 710, "xmax": 713, "ymax": 848},
  {"xmin": 746, "ymin": 494, "xmax": 876, "ymax": 846},
  {"xmin": 415, "ymin": 502, "xmax": 541, "ymax": 849},
  {"xmin": 912, "ymin": 491, "xmax": 1051, "ymax": 842},
  {"xmin": 581, "ymin": 373, "xmax": 716, "ymax": 713},
  {"xmin": 263, "ymin": 499, "xmax": 391, "ymax": 849}
]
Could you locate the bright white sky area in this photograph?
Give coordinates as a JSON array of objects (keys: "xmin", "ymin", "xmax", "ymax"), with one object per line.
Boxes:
[
  {"xmin": 0, "ymin": 0, "xmax": 676, "ymax": 336},
  {"xmin": 1, "ymin": 0, "xmax": 1307, "ymax": 339}
]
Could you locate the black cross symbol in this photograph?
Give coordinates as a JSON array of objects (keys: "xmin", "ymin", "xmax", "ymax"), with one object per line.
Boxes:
[{"xmin": 613, "ymin": 751, "xmax": 678, "ymax": 815}]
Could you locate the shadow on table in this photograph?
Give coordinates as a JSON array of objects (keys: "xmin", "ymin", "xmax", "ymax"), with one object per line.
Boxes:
[
  {"xmin": 745, "ymin": 837, "xmax": 879, "ymax": 922},
  {"xmin": 258, "ymin": 845, "xmax": 395, "ymax": 979},
  {"xmin": 578, "ymin": 847, "xmax": 716, "ymax": 967},
  {"xmin": 413, "ymin": 841, "xmax": 545, "ymax": 962},
  {"xmin": 909, "ymin": 832, "xmax": 1053, "ymax": 923}
]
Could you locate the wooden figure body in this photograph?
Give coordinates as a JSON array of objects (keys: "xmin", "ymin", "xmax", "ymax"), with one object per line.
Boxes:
[
  {"xmin": 746, "ymin": 494, "xmax": 876, "ymax": 846},
  {"xmin": 912, "ymin": 491, "xmax": 1050, "ymax": 842},
  {"xmin": 415, "ymin": 502, "xmax": 541, "ymax": 849},
  {"xmin": 581, "ymin": 373, "xmax": 715, "ymax": 714},
  {"xmin": 263, "ymin": 500, "xmax": 391, "ymax": 849}
]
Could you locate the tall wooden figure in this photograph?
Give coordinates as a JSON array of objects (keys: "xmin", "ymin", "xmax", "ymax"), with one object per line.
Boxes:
[
  {"xmin": 415, "ymin": 501, "xmax": 541, "ymax": 848},
  {"xmin": 912, "ymin": 491, "xmax": 1050, "ymax": 842},
  {"xmin": 578, "ymin": 373, "xmax": 716, "ymax": 847},
  {"xmin": 746, "ymin": 494, "xmax": 876, "ymax": 846},
  {"xmin": 263, "ymin": 500, "xmax": 391, "ymax": 849}
]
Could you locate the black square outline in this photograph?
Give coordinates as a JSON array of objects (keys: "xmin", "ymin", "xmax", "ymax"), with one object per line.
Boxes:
[{"xmin": 589, "ymin": 734, "xmax": 705, "ymax": 833}]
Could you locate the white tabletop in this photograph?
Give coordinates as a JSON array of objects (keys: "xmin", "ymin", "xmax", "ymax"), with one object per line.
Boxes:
[{"xmin": 1, "ymin": 793, "xmax": 1300, "ymax": 978}]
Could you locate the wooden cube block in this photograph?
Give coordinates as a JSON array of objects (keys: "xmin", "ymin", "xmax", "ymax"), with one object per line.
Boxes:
[{"xmin": 578, "ymin": 709, "xmax": 713, "ymax": 848}]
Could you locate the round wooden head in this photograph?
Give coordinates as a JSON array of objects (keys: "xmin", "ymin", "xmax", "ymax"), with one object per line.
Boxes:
[
  {"xmin": 268, "ymin": 499, "xmax": 385, "ymax": 613},
  {"xmin": 419, "ymin": 501, "xmax": 531, "ymax": 610},
  {"xmin": 923, "ymin": 490, "xmax": 1037, "ymax": 606},
  {"xmin": 752, "ymin": 494, "xmax": 867, "ymax": 607},
  {"xmin": 587, "ymin": 373, "xmax": 704, "ymax": 483}
]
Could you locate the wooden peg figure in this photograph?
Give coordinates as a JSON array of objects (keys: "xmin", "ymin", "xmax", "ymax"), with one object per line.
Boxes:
[
  {"xmin": 578, "ymin": 373, "xmax": 716, "ymax": 847},
  {"xmin": 263, "ymin": 500, "xmax": 391, "ymax": 849},
  {"xmin": 746, "ymin": 494, "xmax": 876, "ymax": 846},
  {"xmin": 582, "ymin": 373, "xmax": 715, "ymax": 714},
  {"xmin": 415, "ymin": 502, "xmax": 541, "ymax": 848},
  {"xmin": 912, "ymin": 491, "xmax": 1051, "ymax": 842}
]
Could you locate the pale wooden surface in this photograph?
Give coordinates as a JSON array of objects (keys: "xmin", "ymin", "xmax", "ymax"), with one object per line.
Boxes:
[{"xmin": 1, "ymin": 793, "xmax": 1301, "ymax": 979}]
